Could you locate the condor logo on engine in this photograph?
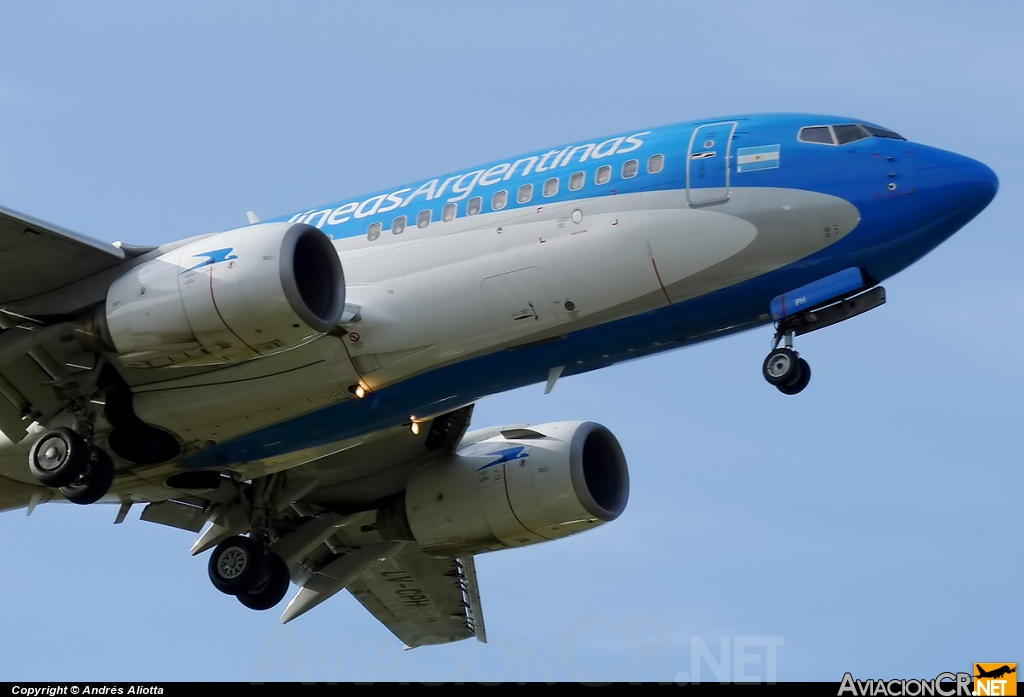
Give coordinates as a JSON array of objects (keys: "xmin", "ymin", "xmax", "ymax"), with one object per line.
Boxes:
[
  {"xmin": 183, "ymin": 247, "xmax": 237, "ymax": 273},
  {"xmin": 476, "ymin": 446, "xmax": 529, "ymax": 471}
]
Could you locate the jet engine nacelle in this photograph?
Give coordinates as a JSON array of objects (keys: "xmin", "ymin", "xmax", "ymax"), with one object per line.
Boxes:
[
  {"xmin": 81, "ymin": 223, "xmax": 345, "ymax": 367},
  {"xmin": 377, "ymin": 421, "xmax": 629, "ymax": 556}
]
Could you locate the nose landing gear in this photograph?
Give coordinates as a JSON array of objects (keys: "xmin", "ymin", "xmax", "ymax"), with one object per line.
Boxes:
[
  {"xmin": 762, "ymin": 333, "xmax": 812, "ymax": 396},
  {"xmin": 760, "ymin": 282, "xmax": 888, "ymax": 396},
  {"xmin": 763, "ymin": 347, "xmax": 811, "ymax": 395}
]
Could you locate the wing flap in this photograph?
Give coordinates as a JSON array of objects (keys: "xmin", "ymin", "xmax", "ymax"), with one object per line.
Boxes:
[
  {"xmin": 346, "ymin": 546, "xmax": 485, "ymax": 648},
  {"xmin": 140, "ymin": 500, "xmax": 210, "ymax": 533},
  {"xmin": 0, "ymin": 206, "xmax": 124, "ymax": 304}
]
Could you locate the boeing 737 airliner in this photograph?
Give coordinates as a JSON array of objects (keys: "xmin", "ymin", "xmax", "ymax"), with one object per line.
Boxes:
[{"xmin": 0, "ymin": 113, "xmax": 997, "ymax": 646}]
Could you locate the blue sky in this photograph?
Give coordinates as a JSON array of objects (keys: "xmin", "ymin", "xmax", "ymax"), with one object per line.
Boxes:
[{"xmin": 0, "ymin": 1, "xmax": 1020, "ymax": 682}]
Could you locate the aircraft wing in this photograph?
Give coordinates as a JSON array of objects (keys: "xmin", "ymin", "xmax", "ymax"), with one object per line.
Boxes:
[
  {"xmin": 0, "ymin": 205, "xmax": 125, "ymax": 305},
  {"xmin": 267, "ymin": 405, "xmax": 486, "ymax": 646},
  {"xmin": 130, "ymin": 404, "xmax": 486, "ymax": 646},
  {"xmin": 0, "ymin": 207, "xmax": 127, "ymax": 506},
  {"xmin": 345, "ymin": 548, "xmax": 486, "ymax": 648}
]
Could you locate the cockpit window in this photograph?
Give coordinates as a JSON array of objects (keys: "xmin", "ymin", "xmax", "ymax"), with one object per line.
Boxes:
[
  {"xmin": 833, "ymin": 124, "xmax": 869, "ymax": 145},
  {"xmin": 861, "ymin": 124, "xmax": 905, "ymax": 140},
  {"xmin": 799, "ymin": 126, "xmax": 835, "ymax": 145},
  {"xmin": 800, "ymin": 123, "xmax": 906, "ymax": 146}
]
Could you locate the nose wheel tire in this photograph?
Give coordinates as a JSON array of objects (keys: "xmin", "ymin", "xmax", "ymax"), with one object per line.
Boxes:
[
  {"xmin": 776, "ymin": 358, "xmax": 811, "ymax": 395},
  {"xmin": 28, "ymin": 427, "xmax": 90, "ymax": 488},
  {"xmin": 237, "ymin": 552, "xmax": 291, "ymax": 611},
  {"xmin": 762, "ymin": 348, "xmax": 811, "ymax": 395},
  {"xmin": 762, "ymin": 348, "xmax": 801, "ymax": 386}
]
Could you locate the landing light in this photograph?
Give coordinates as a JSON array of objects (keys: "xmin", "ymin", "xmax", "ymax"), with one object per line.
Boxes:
[{"xmin": 410, "ymin": 421, "xmax": 420, "ymax": 436}]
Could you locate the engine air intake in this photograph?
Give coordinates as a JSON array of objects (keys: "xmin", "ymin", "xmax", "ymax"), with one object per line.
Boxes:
[
  {"xmin": 576, "ymin": 424, "xmax": 629, "ymax": 520},
  {"xmin": 284, "ymin": 225, "xmax": 345, "ymax": 333}
]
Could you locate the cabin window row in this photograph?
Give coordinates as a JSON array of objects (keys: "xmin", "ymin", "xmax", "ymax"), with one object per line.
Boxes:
[{"xmin": 367, "ymin": 153, "xmax": 665, "ymax": 239}]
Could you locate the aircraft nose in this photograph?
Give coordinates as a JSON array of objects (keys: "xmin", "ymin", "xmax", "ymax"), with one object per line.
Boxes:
[{"xmin": 915, "ymin": 148, "xmax": 998, "ymax": 221}]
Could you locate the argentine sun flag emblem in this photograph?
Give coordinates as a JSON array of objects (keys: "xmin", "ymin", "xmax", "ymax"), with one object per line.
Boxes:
[{"xmin": 737, "ymin": 144, "xmax": 780, "ymax": 172}]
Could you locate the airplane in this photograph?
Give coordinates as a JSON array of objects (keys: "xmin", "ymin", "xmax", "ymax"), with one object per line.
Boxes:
[
  {"xmin": 0, "ymin": 113, "xmax": 997, "ymax": 647},
  {"xmin": 976, "ymin": 665, "xmax": 1016, "ymax": 680}
]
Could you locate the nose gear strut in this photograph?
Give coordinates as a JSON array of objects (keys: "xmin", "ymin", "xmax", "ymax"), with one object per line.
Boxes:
[{"xmin": 761, "ymin": 283, "xmax": 886, "ymax": 395}]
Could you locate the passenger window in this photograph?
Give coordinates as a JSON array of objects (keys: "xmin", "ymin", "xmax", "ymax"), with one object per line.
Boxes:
[
  {"xmin": 442, "ymin": 203, "xmax": 457, "ymax": 222},
  {"xmin": 647, "ymin": 154, "xmax": 664, "ymax": 174},
  {"xmin": 517, "ymin": 183, "xmax": 533, "ymax": 204},
  {"xmin": 595, "ymin": 165, "xmax": 611, "ymax": 185},
  {"xmin": 622, "ymin": 159, "xmax": 638, "ymax": 179},
  {"xmin": 493, "ymin": 190, "xmax": 508, "ymax": 210},
  {"xmin": 833, "ymin": 124, "xmax": 869, "ymax": 145},
  {"xmin": 467, "ymin": 196, "xmax": 482, "ymax": 216},
  {"xmin": 569, "ymin": 171, "xmax": 585, "ymax": 191},
  {"xmin": 392, "ymin": 215, "xmax": 406, "ymax": 235},
  {"xmin": 798, "ymin": 126, "xmax": 835, "ymax": 145},
  {"xmin": 543, "ymin": 177, "xmax": 559, "ymax": 197},
  {"xmin": 367, "ymin": 222, "xmax": 381, "ymax": 241},
  {"xmin": 417, "ymin": 209, "xmax": 431, "ymax": 228}
]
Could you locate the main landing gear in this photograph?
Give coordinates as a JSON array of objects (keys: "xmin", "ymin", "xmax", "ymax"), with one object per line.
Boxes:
[
  {"xmin": 26, "ymin": 365, "xmax": 129, "ymax": 505},
  {"xmin": 208, "ymin": 535, "xmax": 291, "ymax": 611},
  {"xmin": 24, "ymin": 370, "xmax": 177, "ymax": 505},
  {"xmin": 28, "ymin": 426, "xmax": 115, "ymax": 505},
  {"xmin": 204, "ymin": 473, "xmax": 292, "ymax": 611}
]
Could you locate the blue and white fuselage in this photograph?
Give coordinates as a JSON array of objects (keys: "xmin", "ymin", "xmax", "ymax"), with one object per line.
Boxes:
[
  {"xmin": 3, "ymin": 112, "xmax": 991, "ymax": 493},
  {"xmin": 123, "ymin": 112, "xmax": 993, "ymax": 472}
]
